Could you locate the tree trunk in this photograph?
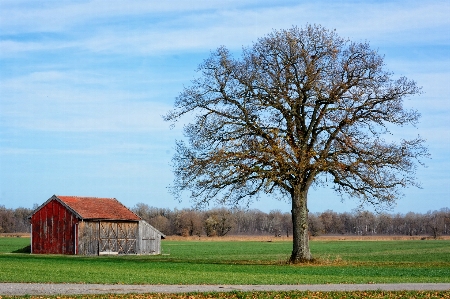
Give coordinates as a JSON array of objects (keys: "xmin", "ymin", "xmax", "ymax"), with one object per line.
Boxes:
[{"xmin": 290, "ymin": 186, "xmax": 313, "ymax": 263}]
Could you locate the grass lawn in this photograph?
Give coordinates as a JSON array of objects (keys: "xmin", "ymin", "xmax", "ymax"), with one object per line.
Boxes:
[
  {"xmin": 0, "ymin": 237, "xmax": 449, "ymax": 285},
  {"xmin": 0, "ymin": 237, "xmax": 30, "ymax": 253}
]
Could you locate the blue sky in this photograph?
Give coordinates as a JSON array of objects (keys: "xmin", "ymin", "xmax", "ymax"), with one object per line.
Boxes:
[{"xmin": 1, "ymin": 0, "xmax": 449, "ymax": 214}]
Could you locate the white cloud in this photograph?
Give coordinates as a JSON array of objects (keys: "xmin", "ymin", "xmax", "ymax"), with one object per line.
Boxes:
[
  {"xmin": 0, "ymin": 0, "xmax": 260, "ymax": 34},
  {"xmin": 0, "ymin": 70, "xmax": 175, "ymax": 133},
  {"xmin": 2, "ymin": 1, "xmax": 448, "ymax": 56}
]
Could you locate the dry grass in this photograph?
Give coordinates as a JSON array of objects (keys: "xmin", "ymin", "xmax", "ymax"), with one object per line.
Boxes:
[
  {"xmin": 2, "ymin": 233, "xmax": 449, "ymax": 241},
  {"xmin": 0, "ymin": 233, "xmax": 30, "ymax": 238},
  {"xmin": 165, "ymin": 234, "xmax": 450, "ymax": 241},
  {"xmin": 310, "ymin": 235, "xmax": 450, "ymax": 241},
  {"xmin": 165, "ymin": 235, "xmax": 292, "ymax": 242}
]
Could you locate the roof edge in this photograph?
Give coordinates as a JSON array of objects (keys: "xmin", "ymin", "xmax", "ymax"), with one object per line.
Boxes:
[
  {"xmin": 28, "ymin": 195, "xmax": 83, "ymax": 219},
  {"xmin": 30, "ymin": 195, "xmax": 142, "ymax": 221}
]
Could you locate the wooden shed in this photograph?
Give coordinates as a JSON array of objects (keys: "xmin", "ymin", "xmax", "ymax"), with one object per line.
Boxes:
[{"xmin": 29, "ymin": 195, "xmax": 165, "ymax": 255}]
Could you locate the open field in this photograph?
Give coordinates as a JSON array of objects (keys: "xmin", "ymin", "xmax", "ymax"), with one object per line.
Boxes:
[
  {"xmin": 1, "ymin": 290, "xmax": 450, "ymax": 299},
  {"xmin": 0, "ymin": 237, "xmax": 449, "ymax": 286},
  {"xmin": 165, "ymin": 234, "xmax": 450, "ymax": 241}
]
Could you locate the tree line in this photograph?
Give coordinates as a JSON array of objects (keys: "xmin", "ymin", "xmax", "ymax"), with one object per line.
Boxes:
[
  {"xmin": 131, "ymin": 204, "xmax": 449, "ymax": 238},
  {"xmin": 0, "ymin": 206, "xmax": 33, "ymax": 234},
  {"xmin": 1, "ymin": 204, "xmax": 448, "ymax": 238}
]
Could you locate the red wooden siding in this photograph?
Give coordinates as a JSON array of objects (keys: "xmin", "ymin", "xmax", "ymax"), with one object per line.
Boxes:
[{"xmin": 31, "ymin": 199, "xmax": 79, "ymax": 254}]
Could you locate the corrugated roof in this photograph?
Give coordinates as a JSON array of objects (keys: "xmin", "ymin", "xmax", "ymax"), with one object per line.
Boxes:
[{"xmin": 56, "ymin": 195, "xmax": 141, "ymax": 221}]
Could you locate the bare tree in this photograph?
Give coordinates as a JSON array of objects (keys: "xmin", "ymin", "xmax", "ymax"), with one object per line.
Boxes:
[
  {"xmin": 338, "ymin": 212, "xmax": 354, "ymax": 234},
  {"xmin": 149, "ymin": 215, "xmax": 171, "ymax": 235},
  {"xmin": 175, "ymin": 209, "xmax": 203, "ymax": 236},
  {"xmin": 204, "ymin": 208, "xmax": 235, "ymax": 237},
  {"xmin": 280, "ymin": 212, "xmax": 293, "ymax": 237},
  {"xmin": 425, "ymin": 210, "xmax": 446, "ymax": 239},
  {"xmin": 319, "ymin": 210, "xmax": 336, "ymax": 234},
  {"xmin": 13, "ymin": 207, "xmax": 33, "ymax": 233},
  {"xmin": 231, "ymin": 208, "xmax": 251, "ymax": 234},
  {"xmin": 308, "ymin": 213, "xmax": 324, "ymax": 236},
  {"xmin": 0, "ymin": 206, "xmax": 14, "ymax": 233},
  {"xmin": 441, "ymin": 208, "xmax": 450, "ymax": 235},
  {"xmin": 132, "ymin": 203, "xmax": 153, "ymax": 221},
  {"xmin": 165, "ymin": 25, "xmax": 427, "ymax": 262},
  {"xmin": 354, "ymin": 211, "xmax": 376, "ymax": 235},
  {"xmin": 319, "ymin": 210, "xmax": 345, "ymax": 234},
  {"xmin": 376, "ymin": 213, "xmax": 393, "ymax": 235},
  {"xmin": 268, "ymin": 210, "xmax": 284, "ymax": 236}
]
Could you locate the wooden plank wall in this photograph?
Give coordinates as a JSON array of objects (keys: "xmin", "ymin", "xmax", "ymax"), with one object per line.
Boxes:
[
  {"xmin": 78, "ymin": 221, "xmax": 138, "ymax": 255},
  {"xmin": 77, "ymin": 221, "xmax": 99, "ymax": 255},
  {"xmin": 31, "ymin": 199, "xmax": 78, "ymax": 254},
  {"xmin": 138, "ymin": 220, "xmax": 162, "ymax": 255},
  {"xmin": 99, "ymin": 222, "xmax": 138, "ymax": 254}
]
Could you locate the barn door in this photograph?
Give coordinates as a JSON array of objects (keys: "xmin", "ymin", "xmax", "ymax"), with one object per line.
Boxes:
[
  {"xmin": 77, "ymin": 221, "xmax": 100, "ymax": 255},
  {"xmin": 98, "ymin": 222, "xmax": 138, "ymax": 254},
  {"xmin": 118, "ymin": 222, "xmax": 138, "ymax": 254}
]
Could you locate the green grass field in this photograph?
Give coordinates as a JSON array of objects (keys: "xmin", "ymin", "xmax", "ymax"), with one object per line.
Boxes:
[
  {"xmin": 0, "ymin": 237, "xmax": 30, "ymax": 253},
  {"xmin": 0, "ymin": 237, "xmax": 449, "ymax": 285}
]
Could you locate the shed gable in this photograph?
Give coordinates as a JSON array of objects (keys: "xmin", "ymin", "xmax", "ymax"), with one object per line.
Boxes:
[{"xmin": 30, "ymin": 198, "xmax": 78, "ymax": 254}]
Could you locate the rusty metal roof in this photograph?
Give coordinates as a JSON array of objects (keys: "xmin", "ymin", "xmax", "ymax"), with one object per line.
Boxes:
[{"xmin": 55, "ymin": 195, "xmax": 141, "ymax": 221}]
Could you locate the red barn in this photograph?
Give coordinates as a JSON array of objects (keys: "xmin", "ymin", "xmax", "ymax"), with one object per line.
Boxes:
[{"xmin": 30, "ymin": 195, "xmax": 165, "ymax": 255}]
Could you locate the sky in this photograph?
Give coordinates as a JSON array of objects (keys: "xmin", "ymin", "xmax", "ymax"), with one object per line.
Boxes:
[{"xmin": 0, "ymin": 0, "xmax": 449, "ymax": 214}]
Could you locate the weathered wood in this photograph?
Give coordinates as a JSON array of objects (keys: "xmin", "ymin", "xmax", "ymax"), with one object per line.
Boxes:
[
  {"xmin": 30, "ymin": 196, "xmax": 164, "ymax": 256},
  {"xmin": 78, "ymin": 221, "xmax": 140, "ymax": 255},
  {"xmin": 30, "ymin": 199, "xmax": 77, "ymax": 254},
  {"xmin": 138, "ymin": 220, "xmax": 163, "ymax": 254},
  {"xmin": 77, "ymin": 221, "xmax": 99, "ymax": 255}
]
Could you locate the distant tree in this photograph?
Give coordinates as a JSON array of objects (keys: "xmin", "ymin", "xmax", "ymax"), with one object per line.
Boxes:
[
  {"xmin": 133, "ymin": 203, "xmax": 177, "ymax": 235},
  {"xmin": 338, "ymin": 212, "xmax": 354, "ymax": 234},
  {"xmin": 204, "ymin": 208, "xmax": 234, "ymax": 237},
  {"xmin": 13, "ymin": 207, "xmax": 33, "ymax": 233},
  {"xmin": 354, "ymin": 211, "xmax": 376, "ymax": 235},
  {"xmin": 0, "ymin": 206, "xmax": 14, "ymax": 233},
  {"xmin": 231, "ymin": 208, "xmax": 250, "ymax": 234},
  {"xmin": 267, "ymin": 210, "xmax": 281, "ymax": 236},
  {"xmin": 376, "ymin": 213, "xmax": 393, "ymax": 235},
  {"xmin": 175, "ymin": 209, "xmax": 203, "ymax": 236},
  {"xmin": 308, "ymin": 213, "xmax": 324, "ymax": 236},
  {"xmin": 441, "ymin": 208, "xmax": 450, "ymax": 235},
  {"xmin": 149, "ymin": 215, "xmax": 171, "ymax": 235},
  {"xmin": 165, "ymin": 24, "xmax": 427, "ymax": 262},
  {"xmin": 132, "ymin": 203, "xmax": 156, "ymax": 222},
  {"xmin": 425, "ymin": 210, "xmax": 446, "ymax": 239},
  {"xmin": 319, "ymin": 210, "xmax": 333, "ymax": 234},
  {"xmin": 404, "ymin": 212, "xmax": 423, "ymax": 236},
  {"xmin": 280, "ymin": 212, "xmax": 293, "ymax": 237}
]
